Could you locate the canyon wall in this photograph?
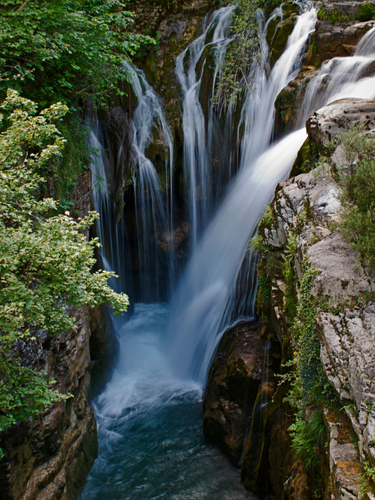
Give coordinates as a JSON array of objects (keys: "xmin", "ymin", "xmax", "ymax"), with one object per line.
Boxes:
[{"xmin": 204, "ymin": 97, "xmax": 375, "ymax": 499}]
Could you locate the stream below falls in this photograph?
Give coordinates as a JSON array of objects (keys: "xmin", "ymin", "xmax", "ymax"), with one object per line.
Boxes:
[{"xmin": 80, "ymin": 303, "xmax": 257, "ymax": 500}]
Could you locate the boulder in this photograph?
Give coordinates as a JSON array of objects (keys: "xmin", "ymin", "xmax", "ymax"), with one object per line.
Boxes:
[
  {"xmin": 306, "ymin": 97, "xmax": 375, "ymax": 149},
  {"xmin": 203, "ymin": 321, "xmax": 264, "ymax": 464}
]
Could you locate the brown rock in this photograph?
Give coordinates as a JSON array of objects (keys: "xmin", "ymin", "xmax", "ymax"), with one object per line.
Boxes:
[{"xmin": 203, "ymin": 320, "xmax": 264, "ymax": 464}]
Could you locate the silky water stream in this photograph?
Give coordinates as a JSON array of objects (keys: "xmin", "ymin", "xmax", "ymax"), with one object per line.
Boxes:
[{"xmin": 81, "ymin": 4, "xmax": 375, "ymax": 499}]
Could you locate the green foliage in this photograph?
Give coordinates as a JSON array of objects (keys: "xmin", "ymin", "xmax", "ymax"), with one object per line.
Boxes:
[
  {"xmin": 54, "ymin": 114, "xmax": 91, "ymax": 211},
  {"xmin": 256, "ymin": 267, "xmax": 272, "ymax": 324},
  {"xmin": 0, "ymin": 0, "xmax": 154, "ymax": 107},
  {"xmin": 284, "ymin": 260, "xmax": 326, "ymax": 412},
  {"xmin": 363, "ymin": 461, "xmax": 375, "ymax": 490},
  {"xmin": 0, "ymin": 89, "xmax": 129, "ymax": 453},
  {"xmin": 357, "ymin": 3, "xmax": 375, "ymax": 22},
  {"xmin": 331, "ymin": 124, "xmax": 375, "ymax": 274},
  {"xmin": 215, "ymin": 0, "xmax": 262, "ymax": 107},
  {"xmin": 261, "ymin": 203, "xmax": 274, "ymax": 229},
  {"xmin": 289, "ymin": 409, "xmax": 326, "ymax": 471},
  {"xmin": 282, "ymin": 234, "xmax": 298, "ymax": 317},
  {"xmin": 317, "ymin": 4, "xmax": 352, "ymax": 24}
]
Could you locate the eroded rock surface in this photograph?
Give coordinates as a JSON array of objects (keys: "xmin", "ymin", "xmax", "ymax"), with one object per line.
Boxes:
[
  {"xmin": 0, "ymin": 307, "xmax": 98, "ymax": 500},
  {"xmin": 306, "ymin": 97, "xmax": 375, "ymax": 149},
  {"xmin": 257, "ymin": 101, "xmax": 375, "ymax": 498},
  {"xmin": 203, "ymin": 321, "xmax": 264, "ymax": 464}
]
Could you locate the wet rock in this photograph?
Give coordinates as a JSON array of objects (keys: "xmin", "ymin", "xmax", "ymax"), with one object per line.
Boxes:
[
  {"xmin": 89, "ymin": 305, "xmax": 119, "ymax": 398},
  {"xmin": 156, "ymin": 220, "xmax": 191, "ymax": 255},
  {"xmin": 267, "ymin": 2, "xmax": 299, "ymax": 68},
  {"xmin": 306, "ymin": 20, "xmax": 375, "ymax": 67},
  {"xmin": 0, "ymin": 307, "xmax": 98, "ymax": 500},
  {"xmin": 203, "ymin": 321, "xmax": 264, "ymax": 464}
]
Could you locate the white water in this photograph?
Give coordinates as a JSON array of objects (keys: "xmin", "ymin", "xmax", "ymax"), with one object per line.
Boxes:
[
  {"xmin": 176, "ymin": 6, "xmax": 235, "ymax": 249},
  {"xmin": 168, "ymin": 128, "xmax": 307, "ymax": 382},
  {"xmin": 168, "ymin": 6, "xmax": 316, "ymax": 383},
  {"xmin": 88, "ymin": 0, "xmax": 316, "ymax": 435},
  {"xmin": 83, "ymin": 5, "xmax": 375, "ymax": 498},
  {"xmin": 299, "ymin": 25, "xmax": 375, "ymax": 124},
  {"xmin": 123, "ymin": 61, "xmax": 176, "ymax": 299}
]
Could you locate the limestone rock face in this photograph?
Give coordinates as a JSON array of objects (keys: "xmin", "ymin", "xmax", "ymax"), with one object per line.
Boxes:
[
  {"xmin": 0, "ymin": 174, "xmax": 99, "ymax": 500},
  {"xmin": 256, "ymin": 101, "xmax": 375, "ymax": 498},
  {"xmin": 306, "ymin": 97, "xmax": 375, "ymax": 149},
  {"xmin": 323, "ymin": 409, "xmax": 362, "ymax": 500}
]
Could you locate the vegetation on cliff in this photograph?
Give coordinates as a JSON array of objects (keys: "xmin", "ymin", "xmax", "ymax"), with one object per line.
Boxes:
[
  {"xmin": 215, "ymin": 0, "xmax": 281, "ymax": 107},
  {"xmin": 0, "ymin": 0, "xmax": 153, "ymax": 209},
  {"xmin": 331, "ymin": 124, "xmax": 375, "ymax": 274},
  {"xmin": 0, "ymin": 0, "xmax": 152, "ymax": 457},
  {"xmin": 0, "ymin": 89, "xmax": 130, "ymax": 457},
  {"xmin": 251, "ymin": 121, "xmax": 375, "ymax": 496}
]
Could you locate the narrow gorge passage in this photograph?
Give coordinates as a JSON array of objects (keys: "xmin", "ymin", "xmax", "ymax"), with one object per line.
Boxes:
[{"xmin": 81, "ymin": 3, "xmax": 375, "ymax": 499}]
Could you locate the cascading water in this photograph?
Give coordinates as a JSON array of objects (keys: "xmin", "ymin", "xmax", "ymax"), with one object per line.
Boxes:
[
  {"xmin": 89, "ymin": 125, "xmax": 132, "ymax": 306},
  {"xmin": 168, "ymin": 6, "xmax": 316, "ymax": 383},
  {"xmin": 123, "ymin": 61, "xmax": 175, "ymax": 300},
  {"xmin": 298, "ymin": 25, "xmax": 375, "ymax": 124},
  {"xmin": 82, "ymin": 4, "xmax": 375, "ymax": 499},
  {"xmin": 176, "ymin": 6, "xmax": 235, "ymax": 248}
]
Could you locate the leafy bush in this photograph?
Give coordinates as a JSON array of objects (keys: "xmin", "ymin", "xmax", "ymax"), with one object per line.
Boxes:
[
  {"xmin": 289, "ymin": 409, "xmax": 326, "ymax": 470},
  {"xmin": 0, "ymin": 90, "xmax": 129, "ymax": 456},
  {"xmin": 317, "ymin": 5, "xmax": 352, "ymax": 24},
  {"xmin": 357, "ymin": 2, "xmax": 375, "ymax": 22},
  {"xmin": 331, "ymin": 125, "xmax": 375, "ymax": 274},
  {"xmin": 215, "ymin": 0, "xmax": 263, "ymax": 108},
  {"xmin": 0, "ymin": 0, "xmax": 153, "ymax": 107}
]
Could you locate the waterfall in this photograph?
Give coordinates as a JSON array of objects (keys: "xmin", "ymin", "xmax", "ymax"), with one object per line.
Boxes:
[
  {"xmin": 123, "ymin": 61, "xmax": 175, "ymax": 300},
  {"xmin": 89, "ymin": 126, "xmax": 130, "ymax": 299},
  {"xmin": 176, "ymin": 5, "xmax": 235, "ymax": 249},
  {"xmin": 89, "ymin": 62, "xmax": 175, "ymax": 305},
  {"xmin": 168, "ymin": 6, "xmax": 316, "ymax": 383},
  {"xmin": 298, "ymin": 25, "xmax": 375, "ymax": 124},
  {"xmin": 82, "ymin": 5, "xmax": 375, "ymax": 498}
]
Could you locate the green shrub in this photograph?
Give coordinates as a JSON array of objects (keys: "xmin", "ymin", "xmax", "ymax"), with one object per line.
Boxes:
[
  {"xmin": 317, "ymin": 5, "xmax": 352, "ymax": 24},
  {"xmin": 0, "ymin": 90, "xmax": 129, "ymax": 458},
  {"xmin": 0, "ymin": 0, "xmax": 154, "ymax": 107},
  {"xmin": 215, "ymin": 0, "xmax": 262, "ymax": 107},
  {"xmin": 289, "ymin": 409, "xmax": 326, "ymax": 470},
  {"xmin": 357, "ymin": 2, "xmax": 375, "ymax": 22},
  {"xmin": 332, "ymin": 125, "xmax": 375, "ymax": 274}
]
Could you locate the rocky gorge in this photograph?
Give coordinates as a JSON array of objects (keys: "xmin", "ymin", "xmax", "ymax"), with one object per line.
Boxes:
[
  {"xmin": 203, "ymin": 73, "xmax": 375, "ymax": 500},
  {"xmin": 2, "ymin": 0, "xmax": 375, "ymax": 499}
]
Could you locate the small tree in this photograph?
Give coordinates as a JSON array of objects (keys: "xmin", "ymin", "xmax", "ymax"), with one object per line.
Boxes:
[{"xmin": 0, "ymin": 89, "xmax": 129, "ymax": 456}]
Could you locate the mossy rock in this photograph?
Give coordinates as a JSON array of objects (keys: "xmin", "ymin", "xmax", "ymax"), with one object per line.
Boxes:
[
  {"xmin": 358, "ymin": 2, "xmax": 375, "ymax": 22},
  {"xmin": 290, "ymin": 137, "xmax": 313, "ymax": 177},
  {"xmin": 282, "ymin": 0, "xmax": 300, "ymax": 18},
  {"xmin": 269, "ymin": 15, "xmax": 297, "ymax": 68},
  {"xmin": 266, "ymin": 15, "xmax": 282, "ymax": 47}
]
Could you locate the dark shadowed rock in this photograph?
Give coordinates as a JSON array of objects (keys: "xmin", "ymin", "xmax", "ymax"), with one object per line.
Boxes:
[{"xmin": 203, "ymin": 321, "xmax": 263, "ymax": 464}]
